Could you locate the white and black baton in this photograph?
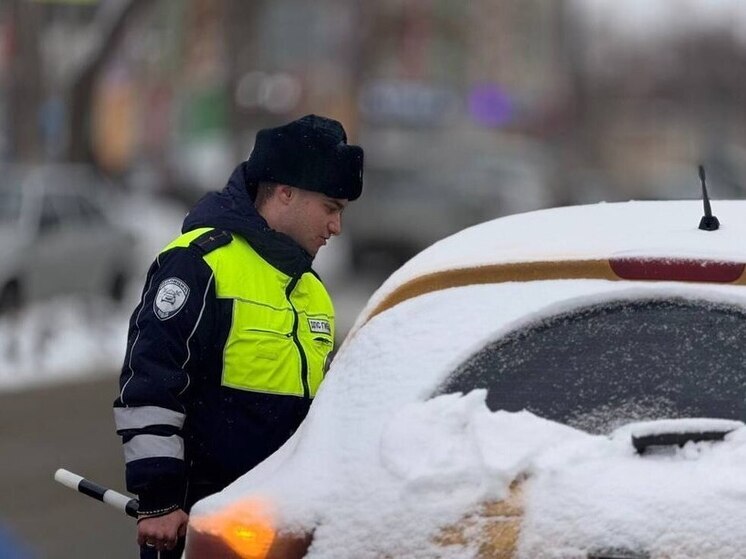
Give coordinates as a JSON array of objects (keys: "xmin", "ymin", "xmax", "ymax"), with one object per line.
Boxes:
[{"xmin": 54, "ymin": 468, "xmax": 139, "ymax": 519}]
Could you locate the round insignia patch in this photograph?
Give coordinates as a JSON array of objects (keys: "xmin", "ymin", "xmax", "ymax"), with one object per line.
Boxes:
[{"xmin": 154, "ymin": 278, "xmax": 190, "ymax": 321}]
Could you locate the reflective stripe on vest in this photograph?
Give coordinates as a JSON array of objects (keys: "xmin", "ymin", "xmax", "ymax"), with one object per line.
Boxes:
[{"xmin": 162, "ymin": 227, "xmax": 334, "ymax": 398}]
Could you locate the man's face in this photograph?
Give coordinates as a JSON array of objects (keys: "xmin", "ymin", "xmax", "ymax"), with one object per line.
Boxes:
[{"xmin": 284, "ymin": 188, "xmax": 348, "ymax": 257}]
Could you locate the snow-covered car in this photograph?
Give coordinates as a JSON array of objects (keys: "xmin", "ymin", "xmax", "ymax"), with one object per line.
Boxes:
[
  {"xmin": 0, "ymin": 164, "xmax": 134, "ymax": 312},
  {"xmin": 185, "ymin": 199, "xmax": 746, "ymax": 559}
]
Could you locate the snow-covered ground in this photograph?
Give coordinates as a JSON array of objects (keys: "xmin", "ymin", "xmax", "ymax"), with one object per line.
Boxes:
[
  {"xmin": 0, "ymin": 192, "xmax": 184, "ymax": 392},
  {"xmin": 0, "ymin": 296, "xmax": 129, "ymax": 392},
  {"xmin": 0, "ymin": 193, "xmax": 373, "ymax": 393}
]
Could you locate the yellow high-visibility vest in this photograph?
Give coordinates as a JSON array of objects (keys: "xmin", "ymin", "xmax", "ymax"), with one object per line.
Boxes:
[{"xmin": 162, "ymin": 227, "xmax": 334, "ymax": 398}]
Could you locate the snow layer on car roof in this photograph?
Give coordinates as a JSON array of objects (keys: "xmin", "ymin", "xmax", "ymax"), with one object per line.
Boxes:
[
  {"xmin": 192, "ymin": 276, "xmax": 746, "ymax": 558},
  {"xmin": 402, "ymin": 200, "xmax": 746, "ymax": 273},
  {"xmin": 354, "ymin": 200, "xmax": 746, "ymax": 331}
]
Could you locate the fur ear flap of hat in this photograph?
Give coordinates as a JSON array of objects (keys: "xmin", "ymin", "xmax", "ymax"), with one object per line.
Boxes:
[{"xmin": 245, "ymin": 114, "xmax": 364, "ymax": 201}]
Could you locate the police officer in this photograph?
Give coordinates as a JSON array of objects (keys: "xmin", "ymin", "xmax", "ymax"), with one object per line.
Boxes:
[{"xmin": 113, "ymin": 114, "xmax": 363, "ymax": 557}]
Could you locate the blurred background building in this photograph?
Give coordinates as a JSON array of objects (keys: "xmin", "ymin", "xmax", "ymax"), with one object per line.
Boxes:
[
  {"xmin": 4, "ymin": 0, "xmax": 746, "ymax": 273},
  {"xmin": 3, "ymin": 0, "xmax": 746, "ymax": 342}
]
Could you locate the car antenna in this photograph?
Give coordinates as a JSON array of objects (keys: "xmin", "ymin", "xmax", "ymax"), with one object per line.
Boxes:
[{"xmin": 698, "ymin": 164, "xmax": 720, "ymax": 231}]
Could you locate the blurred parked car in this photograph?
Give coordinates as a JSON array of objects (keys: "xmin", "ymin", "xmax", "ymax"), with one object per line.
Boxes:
[
  {"xmin": 344, "ymin": 146, "xmax": 554, "ymax": 272},
  {"xmin": 185, "ymin": 199, "xmax": 746, "ymax": 558},
  {"xmin": 0, "ymin": 164, "xmax": 135, "ymax": 313}
]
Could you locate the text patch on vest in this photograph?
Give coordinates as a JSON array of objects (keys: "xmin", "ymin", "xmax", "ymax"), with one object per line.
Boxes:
[{"xmin": 308, "ymin": 318, "xmax": 331, "ymax": 335}]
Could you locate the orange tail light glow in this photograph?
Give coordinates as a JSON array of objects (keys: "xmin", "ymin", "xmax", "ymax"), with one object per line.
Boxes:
[
  {"xmin": 186, "ymin": 498, "xmax": 312, "ymax": 559},
  {"xmin": 189, "ymin": 498, "xmax": 277, "ymax": 559}
]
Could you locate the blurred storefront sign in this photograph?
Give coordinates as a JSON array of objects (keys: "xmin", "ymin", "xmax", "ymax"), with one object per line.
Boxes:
[
  {"xmin": 182, "ymin": 86, "xmax": 228, "ymax": 137},
  {"xmin": 359, "ymin": 79, "xmax": 459, "ymax": 126},
  {"xmin": 468, "ymin": 83, "xmax": 514, "ymax": 127},
  {"xmin": 92, "ymin": 69, "xmax": 136, "ymax": 173}
]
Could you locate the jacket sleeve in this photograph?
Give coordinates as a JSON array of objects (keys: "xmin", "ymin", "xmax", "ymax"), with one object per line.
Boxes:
[{"xmin": 113, "ymin": 245, "xmax": 214, "ymax": 517}]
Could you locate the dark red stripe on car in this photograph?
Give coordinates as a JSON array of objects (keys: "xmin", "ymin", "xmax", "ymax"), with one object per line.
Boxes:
[
  {"xmin": 610, "ymin": 258, "xmax": 745, "ymax": 283},
  {"xmin": 359, "ymin": 258, "xmax": 746, "ymax": 330}
]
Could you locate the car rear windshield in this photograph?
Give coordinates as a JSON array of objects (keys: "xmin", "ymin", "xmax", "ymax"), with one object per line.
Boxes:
[{"xmin": 436, "ymin": 298, "xmax": 746, "ymax": 434}]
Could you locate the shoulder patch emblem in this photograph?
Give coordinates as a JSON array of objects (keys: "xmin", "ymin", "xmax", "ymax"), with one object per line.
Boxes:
[
  {"xmin": 154, "ymin": 278, "xmax": 190, "ymax": 321},
  {"xmin": 308, "ymin": 318, "xmax": 331, "ymax": 336}
]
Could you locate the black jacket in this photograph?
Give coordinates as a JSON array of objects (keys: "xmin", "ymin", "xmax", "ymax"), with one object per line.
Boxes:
[{"xmin": 114, "ymin": 162, "xmax": 317, "ymax": 516}]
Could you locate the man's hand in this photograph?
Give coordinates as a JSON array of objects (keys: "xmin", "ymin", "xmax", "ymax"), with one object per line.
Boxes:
[{"xmin": 137, "ymin": 509, "xmax": 189, "ymax": 552}]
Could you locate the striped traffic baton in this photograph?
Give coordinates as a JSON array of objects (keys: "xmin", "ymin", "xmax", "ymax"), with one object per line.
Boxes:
[{"xmin": 54, "ymin": 468, "xmax": 139, "ymax": 519}]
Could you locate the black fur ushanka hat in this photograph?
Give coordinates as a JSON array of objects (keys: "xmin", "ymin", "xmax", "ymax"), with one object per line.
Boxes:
[{"xmin": 244, "ymin": 114, "xmax": 364, "ymax": 201}]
